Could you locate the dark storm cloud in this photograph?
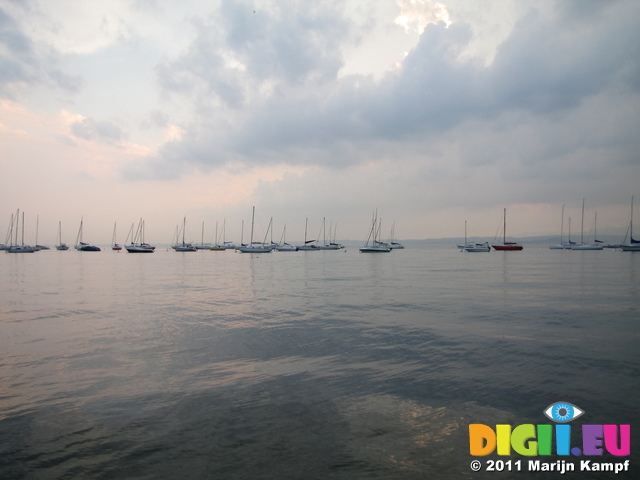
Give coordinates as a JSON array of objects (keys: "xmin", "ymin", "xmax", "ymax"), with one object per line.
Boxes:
[{"xmin": 131, "ymin": 0, "xmax": 640, "ymax": 180}]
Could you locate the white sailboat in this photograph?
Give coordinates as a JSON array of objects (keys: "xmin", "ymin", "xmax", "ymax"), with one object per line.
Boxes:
[
  {"xmin": 196, "ymin": 222, "xmax": 212, "ymax": 249},
  {"xmin": 274, "ymin": 224, "xmax": 298, "ymax": 251},
  {"xmin": 621, "ymin": 196, "xmax": 640, "ymax": 252},
  {"xmin": 461, "ymin": 220, "xmax": 490, "ymax": 252},
  {"xmin": 297, "ymin": 218, "xmax": 319, "ymax": 250},
  {"xmin": 56, "ymin": 221, "xmax": 69, "ymax": 250},
  {"xmin": 75, "ymin": 217, "xmax": 101, "ymax": 251},
  {"xmin": 388, "ymin": 221, "xmax": 404, "ymax": 249},
  {"xmin": 318, "ymin": 219, "xmax": 344, "ymax": 250},
  {"xmin": 549, "ymin": 205, "xmax": 572, "ymax": 249},
  {"xmin": 570, "ymin": 200, "xmax": 603, "ymax": 250},
  {"xmin": 6, "ymin": 210, "xmax": 36, "ymax": 253},
  {"xmin": 34, "ymin": 215, "xmax": 50, "ymax": 250},
  {"xmin": 237, "ymin": 207, "xmax": 272, "ymax": 253},
  {"xmin": 126, "ymin": 219, "xmax": 155, "ymax": 253},
  {"xmin": 172, "ymin": 217, "xmax": 197, "ymax": 251},
  {"xmin": 112, "ymin": 222, "xmax": 122, "ymax": 250},
  {"xmin": 360, "ymin": 210, "xmax": 391, "ymax": 252},
  {"xmin": 211, "ymin": 219, "xmax": 235, "ymax": 250}
]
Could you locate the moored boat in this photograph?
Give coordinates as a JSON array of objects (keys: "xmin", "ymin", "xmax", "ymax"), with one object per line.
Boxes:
[
  {"xmin": 112, "ymin": 222, "xmax": 122, "ymax": 250},
  {"xmin": 56, "ymin": 221, "xmax": 70, "ymax": 250},
  {"xmin": 75, "ymin": 217, "xmax": 101, "ymax": 251},
  {"xmin": 465, "ymin": 242, "xmax": 491, "ymax": 252},
  {"xmin": 126, "ymin": 219, "xmax": 155, "ymax": 253},
  {"xmin": 172, "ymin": 217, "xmax": 197, "ymax": 251},
  {"xmin": 570, "ymin": 200, "xmax": 603, "ymax": 250},
  {"xmin": 237, "ymin": 207, "xmax": 272, "ymax": 253},
  {"xmin": 6, "ymin": 210, "xmax": 36, "ymax": 252},
  {"xmin": 549, "ymin": 205, "xmax": 572, "ymax": 249},
  {"xmin": 492, "ymin": 208, "xmax": 523, "ymax": 251},
  {"xmin": 360, "ymin": 210, "xmax": 391, "ymax": 253},
  {"xmin": 621, "ymin": 196, "xmax": 640, "ymax": 252}
]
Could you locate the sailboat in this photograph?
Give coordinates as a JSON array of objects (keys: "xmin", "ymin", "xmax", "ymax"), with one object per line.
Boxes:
[
  {"xmin": 126, "ymin": 219, "xmax": 155, "ymax": 253},
  {"xmin": 317, "ymin": 217, "xmax": 343, "ymax": 250},
  {"xmin": 491, "ymin": 208, "xmax": 523, "ymax": 251},
  {"xmin": 318, "ymin": 219, "xmax": 344, "ymax": 250},
  {"xmin": 297, "ymin": 218, "xmax": 319, "ymax": 250},
  {"xmin": 172, "ymin": 217, "xmax": 197, "ymax": 251},
  {"xmin": 209, "ymin": 221, "xmax": 225, "ymax": 250},
  {"xmin": 210, "ymin": 219, "xmax": 234, "ymax": 250},
  {"xmin": 360, "ymin": 210, "xmax": 392, "ymax": 252},
  {"xmin": 112, "ymin": 222, "xmax": 122, "ymax": 250},
  {"xmin": 388, "ymin": 222, "xmax": 404, "ymax": 249},
  {"xmin": 570, "ymin": 200, "xmax": 603, "ymax": 250},
  {"xmin": 621, "ymin": 196, "xmax": 640, "ymax": 252},
  {"xmin": 458, "ymin": 221, "xmax": 489, "ymax": 251},
  {"xmin": 460, "ymin": 220, "xmax": 490, "ymax": 252},
  {"xmin": 237, "ymin": 206, "xmax": 272, "ymax": 253},
  {"xmin": 34, "ymin": 215, "xmax": 50, "ymax": 250},
  {"xmin": 56, "ymin": 221, "xmax": 70, "ymax": 250},
  {"xmin": 196, "ymin": 222, "xmax": 212, "ymax": 249},
  {"xmin": 6, "ymin": 210, "xmax": 36, "ymax": 253},
  {"xmin": 274, "ymin": 224, "xmax": 298, "ymax": 251},
  {"xmin": 75, "ymin": 217, "xmax": 101, "ymax": 251},
  {"xmin": 549, "ymin": 205, "xmax": 572, "ymax": 249}
]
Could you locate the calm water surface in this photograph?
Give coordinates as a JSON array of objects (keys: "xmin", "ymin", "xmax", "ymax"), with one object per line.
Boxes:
[{"xmin": 1, "ymin": 245, "xmax": 638, "ymax": 479}]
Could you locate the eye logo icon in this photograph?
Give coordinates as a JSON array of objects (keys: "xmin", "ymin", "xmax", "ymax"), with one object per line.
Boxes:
[{"xmin": 544, "ymin": 402, "xmax": 584, "ymax": 423}]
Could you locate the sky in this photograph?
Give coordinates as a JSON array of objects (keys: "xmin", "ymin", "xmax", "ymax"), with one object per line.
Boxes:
[{"xmin": 1, "ymin": 0, "xmax": 639, "ymax": 245}]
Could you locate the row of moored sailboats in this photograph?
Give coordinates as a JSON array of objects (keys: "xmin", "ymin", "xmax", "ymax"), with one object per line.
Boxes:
[
  {"xmin": 3, "ymin": 208, "xmax": 405, "ymax": 253},
  {"xmin": 459, "ymin": 198, "xmax": 640, "ymax": 253}
]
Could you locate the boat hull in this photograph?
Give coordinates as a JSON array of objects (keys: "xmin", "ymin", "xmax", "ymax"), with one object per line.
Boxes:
[
  {"xmin": 126, "ymin": 245, "xmax": 155, "ymax": 253},
  {"xmin": 238, "ymin": 246, "xmax": 272, "ymax": 253},
  {"xmin": 6, "ymin": 246, "xmax": 36, "ymax": 253},
  {"xmin": 621, "ymin": 245, "xmax": 640, "ymax": 251},
  {"xmin": 465, "ymin": 243, "xmax": 491, "ymax": 252},
  {"xmin": 76, "ymin": 245, "xmax": 101, "ymax": 251},
  {"xmin": 492, "ymin": 244, "xmax": 523, "ymax": 251},
  {"xmin": 359, "ymin": 246, "xmax": 392, "ymax": 253},
  {"xmin": 274, "ymin": 245, "xmax": 298, "ymax": 251},
  {"xmin": 570, "ymin": 244, "xmax": 604, "ymax": 250}
]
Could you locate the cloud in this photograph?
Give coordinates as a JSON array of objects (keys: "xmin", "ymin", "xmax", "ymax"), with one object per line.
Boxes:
[
  {"xmin": 0, "ymin": 5, "xmax": 81, "ymax": 97},
  {"xmin": 129, "ymin": 0, "xmax": 639, "ymax": 182},
  {"xmin": 71, "ymin": 117, "xmax": 125, "ymax": 144}
]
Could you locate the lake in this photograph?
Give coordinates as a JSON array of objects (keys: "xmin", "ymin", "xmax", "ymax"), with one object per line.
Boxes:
[{"xmin": 1, "ymin": 245, "xmax": 638, "ymax": 479}]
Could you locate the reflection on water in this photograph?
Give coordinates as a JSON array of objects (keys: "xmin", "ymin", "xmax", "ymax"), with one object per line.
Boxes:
[{"xmin": 1, "ymin": 246, "xmax": 638, "ymax": 478}]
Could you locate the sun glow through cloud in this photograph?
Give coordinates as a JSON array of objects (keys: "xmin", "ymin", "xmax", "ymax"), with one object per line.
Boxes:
[{"xmin": 395, "ymin": 0, "xmax": 452, "ymax": 34}]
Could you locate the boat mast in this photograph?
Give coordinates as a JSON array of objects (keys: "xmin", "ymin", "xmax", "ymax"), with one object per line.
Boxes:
[
  {"xmin": 560, "ymin": 205, "xmax": 565, "ymax": 244},
  {"xmin": 13, "ymin": 210, "xmax": 19, "ymax": 246},
  {"xmin": 304, "ymin": 217, "xmax": 308, "ymax": 244},
  {"xmin": 631, "ymin": 196, "xmax": 635, "ymax": 241},
  {"xmin": 249, "ymin": 206, "xmax": 255, "ymax": 245},
  {"xmin": 580, "ymin": 199, "xmax": 585, "ymax": 245},
  {"xmin": 503, "ymin": 208, "xmax": 506, "ymax": 244}
]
